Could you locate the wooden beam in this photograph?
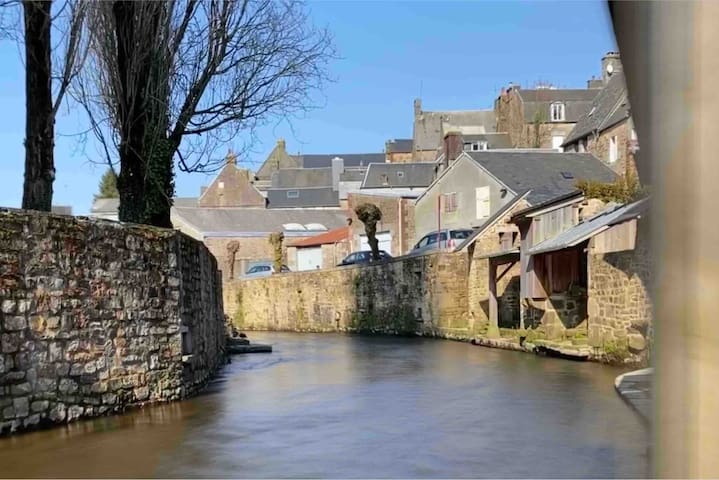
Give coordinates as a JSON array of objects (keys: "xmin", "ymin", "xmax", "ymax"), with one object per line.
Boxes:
[
  {"xmin": 488, "ymin": 259, "xmax": 499, "ymax": 338},
  {"xmin": 497, "ymin": 261, "xmax": 516, "ymax": 282}
]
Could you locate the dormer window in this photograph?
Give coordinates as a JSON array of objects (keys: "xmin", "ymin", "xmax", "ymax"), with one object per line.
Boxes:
[
  {"xmin": 550, "ymin": 102, "xmax": 566, "ymax": 122},
  {"xmin": 287, "ymin": 190, "xmax": 299, "ymax": 199},
  {"xmin": 463, "ymin": 141, "xmax": 489, "ymax": 151}
]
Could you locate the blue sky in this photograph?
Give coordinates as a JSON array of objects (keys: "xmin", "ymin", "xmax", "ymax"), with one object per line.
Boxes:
[{"xmin": 0, "ymin": 0, "xmax": 616, "ymax": 215}]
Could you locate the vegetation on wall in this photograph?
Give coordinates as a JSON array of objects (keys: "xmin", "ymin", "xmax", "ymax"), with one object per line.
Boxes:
[{"xmin": 576, "ymin": 172, "xmax": 649, "ymax": 203}]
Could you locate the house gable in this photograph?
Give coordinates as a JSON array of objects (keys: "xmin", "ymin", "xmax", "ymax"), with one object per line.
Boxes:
[{"xmin": 198, "ymin": 158, "xmax": 266, "ymax": 208}]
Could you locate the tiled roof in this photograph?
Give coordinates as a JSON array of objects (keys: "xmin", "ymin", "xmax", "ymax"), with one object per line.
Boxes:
[
  {"xmin": 297, "ymin": 153, "xmax": 385, "ymax": 168},
  {"xmin": 271, "ymin": 167, "xmax": 333, "ymax": 188},
  {"xmin": 467, "ymin": 151, "xmax": 617, "ymax": 205},
  {"xmin": 361, "ymin": 163, "xmax": 436, "ymax": 189},
  {"xmin": 289, "ymin": 226, "xmax": 350, "ymax": 247},
  {"xmin": 563, "ymin": 72, "xmax": 630, "ymax": 146},
  {"xmin": 266, "ymin": 187, "xmax": 339, "ymax": 208}
]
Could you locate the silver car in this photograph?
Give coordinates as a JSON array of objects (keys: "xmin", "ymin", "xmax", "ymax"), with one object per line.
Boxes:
[
  {"xmin": 243, "ymin": 262, "xmax": 291, "ymax": 278},
  {"xmin": 410, "ymin": 229, "xmax": 474, "ymax": 255}
]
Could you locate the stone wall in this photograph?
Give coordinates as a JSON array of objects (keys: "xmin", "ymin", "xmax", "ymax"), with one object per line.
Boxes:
[
  {"xmin": 588, "ymin": 218, "xmax": 652, "ymax": 359},
  {"xmin": 0, "ymin": 209, "xmax": 225, "ymax": 435},
  {"xmin": 226, "ymin": 251, "xmax": 473, "ymax": 339},
  {"xmin": 348, "ymin": 193, "xmax": 416, "ymax": 256},
  {"xmin": 586, "ymin": 120, "xmax": 637, "ymax": 177}
]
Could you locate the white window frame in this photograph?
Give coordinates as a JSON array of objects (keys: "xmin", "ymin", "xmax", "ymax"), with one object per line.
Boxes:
[
  {"xmin": 550, "ymin": 102, "xmax": 566, "ymax": 122},
  {"xmin": 286, "ymin": 190, "xmax": 300, "ymax": 199},
  {"xmin": 551, "ymin": 135, "xmax": 565, "ymax": 151}
]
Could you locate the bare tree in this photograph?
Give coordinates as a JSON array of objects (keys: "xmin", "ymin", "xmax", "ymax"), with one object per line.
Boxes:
[
  {"xmin": 75, "ymin": 0, "xmax": 334, "ymax": 226},
  {"xmin": 1, "ymin": 0, "xmax": 87, "ymax": 211}
]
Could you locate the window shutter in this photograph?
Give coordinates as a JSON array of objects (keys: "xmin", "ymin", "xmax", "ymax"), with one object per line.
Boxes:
[{"xmin": 476, "ymin": 187, "xmax": 490, "ymax": 219}]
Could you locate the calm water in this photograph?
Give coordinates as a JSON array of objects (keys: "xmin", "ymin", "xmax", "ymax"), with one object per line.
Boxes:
[{"xmin": 0, "ymin": 333, "xmax": 650, "ymax": 478}]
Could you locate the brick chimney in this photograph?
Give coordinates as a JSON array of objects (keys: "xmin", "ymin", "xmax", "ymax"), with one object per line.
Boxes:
[{"xmin": 443, "ymin": 131, "xmax": 463, "ymax": 169}]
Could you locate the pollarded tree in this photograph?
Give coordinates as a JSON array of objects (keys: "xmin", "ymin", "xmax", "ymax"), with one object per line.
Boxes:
[
  {"xmin": 75, "ymin": 0, "xmax": 335, "ymax": 227},
  {"xmin": 354, "ymin": 203, "xmax": 382, "ymax": 261}
]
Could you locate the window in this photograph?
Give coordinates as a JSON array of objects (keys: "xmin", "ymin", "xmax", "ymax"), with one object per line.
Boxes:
[
  {"xmin": 552, "ymin": 135, "xmax": 565, "ymax": 151},
  {"xmin": 218, "ymin": 182, "xmax": 225, "ymax": 189},
  {"xmin": 550, "ymin": 102, "xmax": 566, "ymax": 122},
  {"xmin": 286, "ymin": 190, "xmax": 299, "ymax": 199},
  {"xmin": 415, "ymin": 235, "xmax": 431, "ymax": 249},
  {"xmin": 476, "ymin": 186, "xmax": 490, "ymax": 219},
  {"xmin": 426, "ymin": 233, "xmax": 440, "ymax": 246},
  {"xmin": 280, "ymin": 265, "xmax": 291, "ymax": 273},
  {"xmin": 450, "ymin": 230, "xmax": 473, "ymax": 239},
  {"xmin": 463, "ymin": 142, "xmax": 472, "ymax": 151},
  {"xmin": 397, "ymin": 171, "xmax": 405, "ymax": 178},
  {"xmin": 609, "ymin": 136, "xmax": 618, "ymax": 163},
  {"xmin": 471, "ymin": 141, "xmax": 488, "ymax": 151},
  {"xmin": 444, "ymin": 192, "xmax": 458, "ymax": 213},
  {"xmin": 578, "ymin": 140, "xmax": 586, "ymax": 153}
]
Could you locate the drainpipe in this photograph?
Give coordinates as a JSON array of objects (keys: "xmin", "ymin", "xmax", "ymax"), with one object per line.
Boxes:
[{"xmin": 398, "ymin": 196, "xmax": 403, "ymax": 255}]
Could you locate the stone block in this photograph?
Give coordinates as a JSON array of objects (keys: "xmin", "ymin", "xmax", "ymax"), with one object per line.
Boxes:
[
  {"xmin": 627, "ymin": 333, "xmax": 646, "ymax": 352},
  {"xmin": 1, "ymin": 333, "xmax": 22, "ymax": 353},
  {"xmin": 17, "ymin": 299, "xmax": 31, "ymax": 314},
  {"xmin": 1, "ymin": 300, "xmax": 16, "ymax": 315},
  {"xmin": 134, "ymin": 386, "xmax": 149, "ymax": 401},
  {"xmin": 37, "ymin": 378, "xmax": 57, "ymax": 392},
  {"xmin": 58, "ymin": 378, "xmax": 78, "ymax": 394},
  {"xmin": 2, "ymin": 406, "xmax": 15, "ymax": 420},
  {"xmin": 23, "ymin": 414, "xmax": 40, "ymax": 427},
  {"xmin": 67, "ymin": 405, "xmax": 83, "ymax": 421},
  {"xmin": 4, "ymin": 316, "xmax": 27, "ymax": 331},
  {"xmin": 102, "ymin": 393, "xmax": 117, "ymax": 405},
  {"xmin": 31, "ymin": 400, "xmax": 49, "ymax": 413},
  {"xmin": 11, "ymin": 382, "xmax": 32, "ymax": 396},
  {"xmin": 13, "ymin": 397, "xmax": 29, "ymax": 417}
]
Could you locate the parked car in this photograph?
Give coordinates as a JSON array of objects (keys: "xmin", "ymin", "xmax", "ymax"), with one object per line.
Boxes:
[
  {"xmin": 337, "ymin": 250, "xmax": 392, "ymax": 266},
  {"xmin": 243, "ymin": 262, "xmax": 291, "ymax": 278},
  {"xmin": 409, "ymin": 229, "xmax": 475, "ymax": 255}
]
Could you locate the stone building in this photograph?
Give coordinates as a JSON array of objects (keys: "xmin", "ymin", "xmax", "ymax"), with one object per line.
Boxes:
[
  {"xmin": 413, "ymin": 146, "xmax": 617, "ymax": 245},
  {"xmin": 347, "ymin": 192, "xmax": 417, "ymax": 257},
  {"xmin": 561, "ymin": 59, "xmax": 639, "ymax": 177},
  {"xmin": 494, "ymin": 85, "xmax": 600, "ymax": 149},
  {"xmin": 385, "ymin": 138, "xmax": 414, "ymax": 163},
  {"xmin": 412, "ymin": 98, "xmax": 496, "ymax": 161}
]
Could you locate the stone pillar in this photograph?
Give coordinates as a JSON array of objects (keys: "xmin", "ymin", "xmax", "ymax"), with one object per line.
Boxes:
[{"xmin": 487, "ymin": 258, "xmax": 499, "ymax": 338}]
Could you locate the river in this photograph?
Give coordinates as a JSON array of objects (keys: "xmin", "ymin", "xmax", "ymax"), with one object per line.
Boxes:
[{"xmin": 0, "ymin": 333, "xmax": 650, "ymax": 478}]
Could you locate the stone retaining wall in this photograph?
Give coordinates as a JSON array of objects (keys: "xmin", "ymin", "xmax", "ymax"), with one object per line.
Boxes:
[
  {"xmin": 0, "ymin": 209, "xmax": 225, "ymax": 435},
  {"xmin": 226, "ymin": 251, "xmax": 473, "ymax": 339}
]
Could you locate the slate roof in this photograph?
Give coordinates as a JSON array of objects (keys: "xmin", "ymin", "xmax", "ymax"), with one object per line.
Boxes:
[
  {"xmin": 289, "ymin": 226, "xmax": 350, "ymax": 247},
  {"xmin": 386, "ymin": 138, "xmax": 413, "ymax": 153},
  {"xmin": 90, "ymin": 197, "xmax": 198, "ymax": 215},
  {"xmin": 266, "ymin": 187, "xmax": 339, "ymax": 208},
  {"xmin": 562, "ymin": 72, "xmax": 630, "ymax": 146},
  {"xmin": 528, "ymin": 196, "xmax": 649, "ymax": 255},
  {"xmin": 462, "ymin": 133, "xmax": 513, "ymax": 149},
  {"xmin": 340, "ymin": 168, "xmax": 368, "ymax": 182},
  {"xmin": 271, "ymin": 167, "xmax": 333, "ymax": 188},
  {"xmin": 361, "ymin": 163, "xmax": 436, "ymax": 189},
  {"xmin": 172, "ymin": 206, "xmax": 349, "ymax": 235},
  {"xmin": 518, "ymin": 88, "xmax": 599, "ymax": 123},
  {"xmin": 296, "ymin": 153, "xmax": 385, "ymax": 168},
  {"xmin": 467, "ymin": 151, "xmax": 617, "ymax": 205},
  {"xmin": 414, "ymin": 109, "xmax": 496, "ymax": 152}
]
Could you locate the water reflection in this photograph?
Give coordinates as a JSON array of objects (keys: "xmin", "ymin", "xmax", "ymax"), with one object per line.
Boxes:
[{"xmin": 0, "ymin": 333, "xmax": 649, "ymax": 478}]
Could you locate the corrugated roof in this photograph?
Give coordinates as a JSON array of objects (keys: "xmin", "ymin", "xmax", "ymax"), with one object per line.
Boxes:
[
  {"xmin": 172, "ymin": 207, "xmax": 349, "ymax": 235},
  {"xmin": 361, "ymin": 163, "xmax": 436, "ymax": 189},
  {"xmin": 413, "ymin": 109, "xmax": 496, "ymax": 152},
  {"xmin": 266, "ymin": 187, "xmax": 339, "ymax": 208},
  {"xmin": 297, "ymin": 153, "xmax": 385, "ymax": 168},
  {"xmin": 563, "ymin": 72, "xmax": 630, "ymax": 146},
  {"xmin": 386, "ymin": 138, "xmax": 413, "ymax": 153},
  {"xmin": 289, "ymin": 226, "xmax": 350, "ymax": 247},
  {"xmin": 467, "ymin": 151, "xmax": 617, "ymax": 205},
  {"xmin": 528, "ymin": 196, "xmax": 649, "ymax": 255},
  {"xmin": 456, "ymin": 191, "xmax": 530, "ymax": 251}
]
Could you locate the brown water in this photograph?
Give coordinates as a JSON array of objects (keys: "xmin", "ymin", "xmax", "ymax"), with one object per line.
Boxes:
[{"xmin": 0, "ymin": 333, "xmax": 650, "ymax": 478}]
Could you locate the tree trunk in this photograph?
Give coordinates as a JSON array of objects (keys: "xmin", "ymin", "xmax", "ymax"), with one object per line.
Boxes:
[
  {"xmin": 21, "ymin": 0, "xmax": 54, "ymax": 212},
  {"xmin": 365, "ymin": 223, "xmax": 380, "ymax": 261}
]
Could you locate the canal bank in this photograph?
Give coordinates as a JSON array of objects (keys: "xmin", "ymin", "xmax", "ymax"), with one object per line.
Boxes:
[{"xmin": 0, "ymin": 332, "xmax": 651, "ymax": 478}]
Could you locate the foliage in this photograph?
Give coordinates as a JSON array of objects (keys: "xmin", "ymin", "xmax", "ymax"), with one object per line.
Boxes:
[
  {"xmin": 354, "ymin": 203, "xmax": 382, "ymax": 261},
  {"xmin": 576, "ymin": 172, "xmax": 649, "ymax": 204},
  {"xmin": 95, "ymin": 168, "xmax": 119, "ymax": 199},
  {"xmin": 602, "ymin": 339, "xmax": 630, "ymax": 363}
]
